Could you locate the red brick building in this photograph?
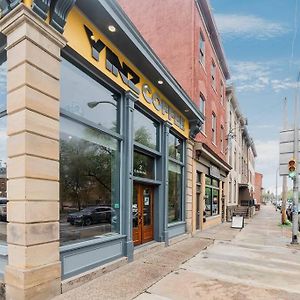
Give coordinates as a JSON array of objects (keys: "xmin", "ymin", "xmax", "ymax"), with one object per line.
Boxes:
[
  {"xmin": 254, "ymin": 172, "xmax": 263, "ymax": 204},
  {"xmin": 119, "ymin": 0, "xmax": 231, "ymax": 230}
]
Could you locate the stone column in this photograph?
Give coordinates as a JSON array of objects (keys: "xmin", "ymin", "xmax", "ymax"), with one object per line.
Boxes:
[
  {"xmin": 185, "ymin": 139, "xmax": 194, "ymax": 234},
  {"xmin": 123, "ymin": 90, "xmax": 138, "ymax": 261},
  {"xmin": 0, "ymin": 4, "xmax": 66, "ymax": 300}
]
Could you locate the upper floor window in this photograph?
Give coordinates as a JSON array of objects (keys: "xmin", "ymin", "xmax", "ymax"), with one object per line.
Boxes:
[
  {"xmin": 220, "ymin": 125, "xmax": 224, "ymax": 153},
  {"xmin": 211, "ymin": 60, "xmax": 216, "ymax": 90},
  {"xmin": 220, "ymin": 81, "xmax": 224, "ymax": 104},
  {"xmin": 199, "ymin": 93, "xmax": 205, "ymax": 133},
  {"xmin": 212, "ymin": 113, "xmax": 216, "ymax": 144},
  {"xmin": 199, "ymin": 31, "xmax": 205, "ymax": 65}
]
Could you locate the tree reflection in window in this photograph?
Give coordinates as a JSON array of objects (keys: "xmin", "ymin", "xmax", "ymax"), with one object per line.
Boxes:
[{"xmin": 60, "ymin": 117, "xmax": 120, "ymax": 244}]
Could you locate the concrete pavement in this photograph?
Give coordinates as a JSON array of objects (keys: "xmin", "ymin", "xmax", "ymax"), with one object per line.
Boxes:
[
  {"xmin": 136, "ymin": 204, "xmax": 300, "ymax": 300},
  {"xmin": 54, "ymin": 204, "xmax": 300, "ymax": 299}
]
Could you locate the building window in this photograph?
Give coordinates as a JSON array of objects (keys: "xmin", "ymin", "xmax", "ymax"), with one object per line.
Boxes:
[
  {"xmin": 199, "ymin": 94, "xmax": 205, "ymax": 133},
  {"xmin": 133, "ymin": 108, "xmax": 159, "ymax": 150},
  {"xmin": 211, "ymin": 60, "xmax": 216, "ymax": 90},
  {"xmin": 221, "ymin": 125, "xmax": 224, "ymax": 153},
  {"xmin": 212, "ymin": 113, "xmax": 216, "ymax": 144},
  {"xmin": 220, "ymin": 81, "xmax": 224, "ymax": 104},
  {"xmin": 60, "ymin": 58, "xmax": 121, "ymax": 245},
  {"xmin": 199, "ymin": 31, "xmax": 205, "ymax": 65},
  {"xmin": 0, "ymin": 52, "xmax": 7, "ymax": 243},
  {"xmin": 168, "ymin": 131, "xmax": 184, "ymax": 224},
  {"xmin": 205, "ymin": 176, "xmax": 219, "ymax": 217}
]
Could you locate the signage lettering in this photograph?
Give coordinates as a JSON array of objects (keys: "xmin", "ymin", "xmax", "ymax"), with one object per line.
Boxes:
[
  {"xmin": 142, "ymin": 84, "xmax": 185, "ymax": 130},
  {"xmin": 84, "ymin": 25, "xmax": 140, "ymax": 94}
]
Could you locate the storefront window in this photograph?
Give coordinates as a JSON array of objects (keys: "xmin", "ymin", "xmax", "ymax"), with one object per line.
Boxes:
[
  {"xmin": 60, "ymin": 59, "xmax": 121, "ymax": 245},
  {"xmin": 0, "ymin": 56, "xmax": 7, "ymax": 244},
  {"xmin": 133, "ymin": 109, "xmax": 159, "ymax": 150},
  {"xmin": 205, "ymin": 175, "xmax": 219, "ymax": 217},
  {"xmin": 61, "ymin": 59, "xmax": 119, "ymax": 133},
  {"xmin": 133, "ymin": 151, "xmax": 155, "ymax": 179},
  {"xmin": 60, "ymin": 117, "xmax": 120, "ymax": 244},
  {"xmin": 168, "ymin": 161, "xmax": 182, "ymax": 223},
  {"xmin": 169, "ymin": 132, "xmax": 183, "ymax": 161}
]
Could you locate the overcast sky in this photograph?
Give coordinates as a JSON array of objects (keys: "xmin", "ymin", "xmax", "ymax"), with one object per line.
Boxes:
[{"xmin": 211, "ymin": 0, "xmax": 300, "ymax": 194}]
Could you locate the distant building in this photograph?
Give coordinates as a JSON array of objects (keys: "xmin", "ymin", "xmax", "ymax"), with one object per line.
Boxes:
[
  {"xmin": 254, "ymin": 173, "xmax": 263, "ymax": 204},
  {"xmin": 118, "ymin": 0, "xmax": 231, "ymax": 231}
]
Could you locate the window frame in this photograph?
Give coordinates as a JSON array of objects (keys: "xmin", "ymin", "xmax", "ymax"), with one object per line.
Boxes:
[
  {"xmin": 199, "ymin": 31, "xmax": 205, "ymax": 66},
  {"xmin": 211, "ymin": 113, "xmax": 216, "ymax": 145},
  {"xmin": 211, "ymin": 60, "xmax": 216, "ymax": 90},
  {"xmin": 199, "ymin": 93, "xmax": 206, "ymax": 134}
]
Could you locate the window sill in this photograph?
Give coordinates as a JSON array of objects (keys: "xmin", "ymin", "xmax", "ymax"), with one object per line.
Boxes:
[
  {"xmin": 168, "ymin": 221, "xmax": 186, "ymax": 228},
  {"xmin": 200, "ymin": 130, "xmax": 207, "ymax": 137},
  {"xmin": 60, "ymin": 233, "xmax": 126, "ymax": 252},
  {"xmin": 199, "ymin": 59, "xmax": 206, "ymax": 73},
  {"xmin": 211, "ymin": 85, "xmax": 218, "ymax": 95}
]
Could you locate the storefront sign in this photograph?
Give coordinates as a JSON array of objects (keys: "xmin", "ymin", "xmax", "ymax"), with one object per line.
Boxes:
[
  {"xmin": 61, "ymin": 8, "xmax": 189, "ymax": 137},
  {"xmin": 210, "ymin": 165, "xmax": 220, "ymax": 179}
]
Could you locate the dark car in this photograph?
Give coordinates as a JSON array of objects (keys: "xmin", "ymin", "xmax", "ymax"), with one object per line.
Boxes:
[
  {"xmin": 0, "ymin": 198, "xmax": 7, "ymax": 222},
  {"xmin": 67, "ymin": 206, "xmax": 115, "ymax": 226}
]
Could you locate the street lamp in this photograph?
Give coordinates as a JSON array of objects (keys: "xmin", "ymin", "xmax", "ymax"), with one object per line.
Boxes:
[{"xmin": 87, "ymin": 100, "xmax": 117, "ymax": 109}]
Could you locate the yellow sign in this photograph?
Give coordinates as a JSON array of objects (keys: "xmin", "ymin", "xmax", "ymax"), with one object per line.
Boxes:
[{"xmin": 63, "ymin": 8, "xmax": 189, "ymax": 137}]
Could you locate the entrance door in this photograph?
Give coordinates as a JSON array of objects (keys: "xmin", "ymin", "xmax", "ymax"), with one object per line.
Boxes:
[
  {"xmin": 196, "ymin": 193, "xmax": 200, "ymax": 230},
  {"xmin": 132, "ymin": 183, "xmax": 154, "ymax": 246}
]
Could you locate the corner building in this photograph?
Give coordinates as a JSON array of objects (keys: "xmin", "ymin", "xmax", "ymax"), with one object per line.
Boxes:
[
  {"xmin": 0, "ymin": 1, "xmax": 203, "ymax": 299},
  {"xmin": 118, "ymin": 0, "xmax": 231, "ymax": 231}
]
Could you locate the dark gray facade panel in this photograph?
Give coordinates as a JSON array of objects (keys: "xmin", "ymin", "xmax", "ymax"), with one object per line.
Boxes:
[
  {"xmin": 60, "ymin": 236, "xmax": 125, "ymax": 279},
  {"xmin": 168, "ymin": 222, "xmax": 186, "ymax": 238}
]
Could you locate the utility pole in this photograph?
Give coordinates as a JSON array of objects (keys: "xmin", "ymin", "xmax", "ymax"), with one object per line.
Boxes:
[
  {"xmin": 291, "ymin": 73, "xmax": 300, "ymax": 244},
  {"xmin": 282, "ymin": 97, "xmax": 288, "ymax": 224}
]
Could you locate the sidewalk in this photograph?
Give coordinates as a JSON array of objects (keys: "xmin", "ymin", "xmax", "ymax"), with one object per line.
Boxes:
[
  {"xmin": 54, "ymin": 205, "xmax": 300, "ymax": 300},
  {"xmin": 136, "ymin": 204, "xmax": 300, "ymax": 300},
  {"xmin": 54, "ymin": 232, "xmax": 219, "ymax": 300}
]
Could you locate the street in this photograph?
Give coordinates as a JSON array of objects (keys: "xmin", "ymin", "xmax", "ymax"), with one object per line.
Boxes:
[{"xmin": 54, "ymin": 204, "xmax": 300, "ymax": 300}]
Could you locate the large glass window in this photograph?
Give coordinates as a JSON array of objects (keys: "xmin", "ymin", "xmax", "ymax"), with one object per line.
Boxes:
[
  {"xmin": 133, "ymin": 109, "xmax": 159, "ymax": 150},
  {"xmin": 60, "ymin": 59, "xmax": 121, "ymax": 245},
  {"xmin": 199, "ymin": 31, "xmax": 205, "ymax": 65},
  {"xmin": 61, "ymin": 59, "xmax": 119, "ymax": 133},
  {"xmin": 0, "ymin": 54, "xmax": 7, "ymax": 244},
  {"xmin": 168, "ymin": 161, "xmax": 182, "ymax": 223},
  {"xmin": 205, "ymin": 175, "xmax": 219, "ymax": 217},
  {"xmin": 168, "ymin": 132, "xmax": 183, "ymax": 161},
  {"xmin": 168, "ymin": 132, "xmax": 184, "ymax": 224}
]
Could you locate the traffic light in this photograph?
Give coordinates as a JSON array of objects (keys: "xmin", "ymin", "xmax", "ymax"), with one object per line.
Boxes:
[{"xmin": 288, "ymin": 158, "xmax": 297, "ymax": 179}]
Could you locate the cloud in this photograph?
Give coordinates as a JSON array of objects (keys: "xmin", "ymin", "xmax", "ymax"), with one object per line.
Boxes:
[
  {"xmin": 271, "ymin": 79, "xmax": 298, "ymax": 92},
  {"xmin": 229, "ymin": 61, "xmax": 272, "ymax": 92},
  {"xmin": 215, "ymin": 14, "xmax": 289, "ymax": 40},
  {"xmin": 255, "ymin": 139, "xmax": 278, "ymax": 193}
]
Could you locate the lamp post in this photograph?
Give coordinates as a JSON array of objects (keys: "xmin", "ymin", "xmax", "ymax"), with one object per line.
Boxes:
[{"xmin": 87, "ymin": 100, "xmax": 118, "ymax": 109}]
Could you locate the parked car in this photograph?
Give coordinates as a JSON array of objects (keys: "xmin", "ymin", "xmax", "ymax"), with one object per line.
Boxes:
[
  {"xmin": 0, "ymin": 198, "xmax": 7, "ymax": 222},
  {"xmin": 67, "ymin": 206, "xmax": 115, "ymax": 226}
]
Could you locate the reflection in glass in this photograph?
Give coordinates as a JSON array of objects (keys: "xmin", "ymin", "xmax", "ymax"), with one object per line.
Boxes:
[
  {"xmin": 168, "ymin": 132, "xmax": 182, "ymax": 161},
  {"xmin": 205, "ymin": 176, "xmax": 211, "ymax": 186},
  {"xmin": 205, "ymin": 187, "xmax": 212, "ymax": 217},
  {"xmin": 0, "ymin": 60, "xmax": 7, "ymax": 113},
  {"xmin": 133, "ymin": 185, "xmax": 138, "ymax": 229},
  {"xmin": 0, "ymin": 116, "xmax": 7, "ymax": 244},
  {"xmin": 133, "ymin": 109, "xmax": 158, "ymax": 150},
  {"xmin": 133, "ymin": 151, "xmax": 155, "ymax": 179},
  {"xmin": 61, "ymin": 59, "xmax": 119, "ymax": 132},
  {"xmin": 143, "ymin": 188, "xmax": 152, "ymax": 226},
  {"xmin": 212, "ymin": 189, "xmax": 219, "ymax": 215},
  {"xmin": 60, "ymin": 117, "xmax": 120, "ymax": 245},
  {"xmin": 168, "ymin": 161, "xmax": 182, "ymax": 223}
]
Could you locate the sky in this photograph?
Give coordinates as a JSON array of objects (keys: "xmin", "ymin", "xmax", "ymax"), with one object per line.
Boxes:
[{"xmin": 210, "ymin": 0, "xmax": 300, "ymax": 194}]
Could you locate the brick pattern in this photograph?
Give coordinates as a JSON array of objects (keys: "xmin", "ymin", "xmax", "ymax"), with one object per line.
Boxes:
[{"xmin": 0, "ymin": 5, "xmax": 66, "ymax": 300}]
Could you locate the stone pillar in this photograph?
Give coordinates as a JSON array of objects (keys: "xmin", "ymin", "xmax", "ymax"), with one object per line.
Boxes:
[
  {"xmin": 185, "ymin": 139, "xmax": 194, "ymax": 233},
  {"xmin": 162, "ymin": 121, "xmax": 172, "ymax": 246},
  {"xmin": 0, "ymin": 4, "xmax": 66, "ymax": 300},
  {"xmin": 123, "ymin": 91, "xmax": 138, "ymax": 261}
]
